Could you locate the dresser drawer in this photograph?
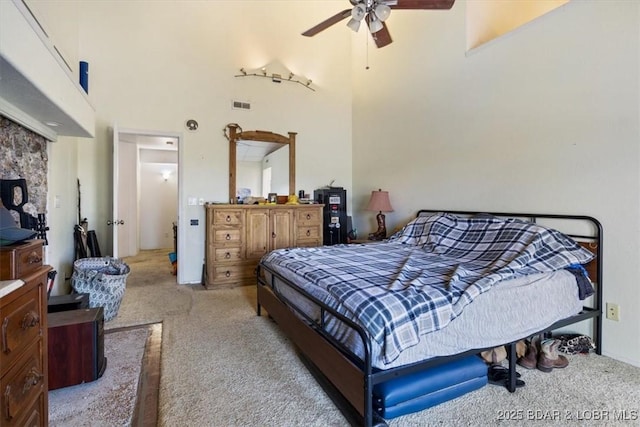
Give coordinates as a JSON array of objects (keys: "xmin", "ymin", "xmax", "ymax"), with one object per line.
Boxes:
[
  {"xmin": 11, "ymin": 392, "xmax": 45, "ymax": 427},
  {"xmin": 297, "ymin": 225, "xmax": 321, "ymax": 241},
  {"xmin": 0, "ymin": 241, "xmax": 44, "ymax": 280},
  {"xmin": 296, "ymin": 208, "xmax": 321, "ymax": 225},
  {"xmin": 0, "ymin": 285, "xmax": 41, "ymax": 371},
  {"xmin": 212, "ymin": 265, "xmax": 255, "ymax": 284},
  {"xmin": 213, "ymin": 210, "xmax": 243, "ymax": 226},
  {"xmin": 213, "ymin": 247, "xmax": 243, "ymax": 262},
  {"xmin": 1, "ymin": 340, "xmax": 45, "ymax": 427},
  {"xmin": 213, "ymin": 229, "xmax": 242, "ymax": 244}
]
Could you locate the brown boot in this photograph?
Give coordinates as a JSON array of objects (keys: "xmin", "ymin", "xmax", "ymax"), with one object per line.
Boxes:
[
  {"xmin": 537, "ymin": 339, "xmax": 569, "ymax": 372},
  {"xmin": 517, "ymin": 336, "xmax": 539, "ymax": 369}
]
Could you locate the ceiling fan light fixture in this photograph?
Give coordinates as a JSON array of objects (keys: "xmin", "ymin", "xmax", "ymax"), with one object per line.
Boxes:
[
  {"xmin": 369, "ymin": 16, "xmax": 384, "ymax": 33},
  {"xmin": 346, "ymin": 17, "xmax": 361, "ymax": 32},
  {"xmin": 374, "ymin": 4, "xmax": 391, "ymax": 22},
  {"xmin": 351, "ymin": 4, "xmax": 366, "ymax": 21}
]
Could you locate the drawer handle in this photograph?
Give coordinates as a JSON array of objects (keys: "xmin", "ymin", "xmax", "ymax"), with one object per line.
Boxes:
[
  {"xmin": 225, "ymin": 271, "xmax": 231, "ymax": 278},
  {"xmin": 225, "ymin": 252, "xmax": 231, "ymax": 259},
  {"xmin": 26, "ymin": 251, "xmax": 42, "ymax": 264},
  {"xmin": 21, "ymin": 311, "xmax": 40, "ymax": 330},
  {"xmin": 4, "ymin": 385, "xmax": 12, "ymax": 420},
  {"xmin": 272, "ymin": 232, "xmax": 276, "ymax": 239},
  {"xmin": 306, "ymin": 230, "xmax": 311, "ymax": 237},
  {"xmin": 306, "ymin": 214, "xmax": 311, "ymax": 220},
  {"xmin": 225, "ymin": 234, "xmax": 231, "ymax": 240},
  {"xmin": 1, "ymin": 318, "xmax": 9, "ymax": 354},
  {"xmin": 22, "ymin": 368, "xmax": 44, "ymax": 393},
  {"xmin": 226, "ymin": 215, "xmax": 231, "ymax": 222}
]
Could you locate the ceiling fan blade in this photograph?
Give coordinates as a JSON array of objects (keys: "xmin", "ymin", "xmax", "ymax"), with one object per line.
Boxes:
[
  {"xmin": 368, "ymin": 20, "xmax": 393, "ymax": 48},
  {"xmin": 391, "ymin": 0, "xmax": 455, "ymax": 9},
  {"xmin": 302, "ymin": 9, "xmax": 352, "ymax": 37}
]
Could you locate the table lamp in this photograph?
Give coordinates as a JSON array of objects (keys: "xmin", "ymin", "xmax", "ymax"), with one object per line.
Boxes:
[{"xmin": 366, "ymin": 189, "xmax": 393, "ymax": 241}]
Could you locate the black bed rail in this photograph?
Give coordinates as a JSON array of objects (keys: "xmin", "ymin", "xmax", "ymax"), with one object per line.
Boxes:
[
  {"xmin": 256, "ymin": 264, "xmax": 374, "ymax": 370},
  {"xmin": 256, "ymin": 263, "xmax": 379, "ymax": 425}
]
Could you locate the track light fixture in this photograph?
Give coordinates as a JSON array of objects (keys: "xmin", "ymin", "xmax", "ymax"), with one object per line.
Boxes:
[{"xmin": 235, "ymin": 66, "xmax": 315, "ymax": 91}]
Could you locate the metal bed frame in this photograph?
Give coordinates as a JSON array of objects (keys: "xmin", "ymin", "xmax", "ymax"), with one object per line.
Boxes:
[{"xmin": 256, "ymin": 210, "xmax": 603, "ymax": 427}]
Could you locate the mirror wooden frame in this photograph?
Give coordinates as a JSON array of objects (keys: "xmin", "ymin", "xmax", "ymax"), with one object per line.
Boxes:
[{"xmin": 226, "ymin": 123, "xmax": 296, "ymax": 204}]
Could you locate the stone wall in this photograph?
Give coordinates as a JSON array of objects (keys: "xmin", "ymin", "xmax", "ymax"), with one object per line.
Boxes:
[{"xmin": 0, "ymin": 116, "xmax": 48, "ymax": 216}]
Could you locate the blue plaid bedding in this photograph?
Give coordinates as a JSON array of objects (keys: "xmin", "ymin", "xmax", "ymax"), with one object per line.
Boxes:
[{"xmin": 261, "ymin": 213, "xmax": 594, "ymax": 364}]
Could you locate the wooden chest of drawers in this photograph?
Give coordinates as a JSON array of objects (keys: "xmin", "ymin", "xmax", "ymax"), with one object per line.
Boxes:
[
  {"xmin": 1, "ymin": 240, "xmax": 50, "ymax": 427},
  {"xmin": 204, "ymin": 204, "xmax": 323, "ymax": 289},
  {"xmin": 0, "ymin": 240, "xmax": 44, "ymax": 280}
]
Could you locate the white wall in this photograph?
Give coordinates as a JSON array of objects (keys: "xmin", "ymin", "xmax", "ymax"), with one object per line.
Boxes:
[
  {"xmin": 351, "ymin": 1, "xmax": 640, "ymax": 365},
  {"xmin": 46, "ymin": 135, "xmax": 79, "ymax": 295},
  {"xmin": 264, "ymin": 145, "xmax": 289, "ymax": 196},
  {"xmin": 237, "ymin": 161, "xmax": 261, "ymax": 198},
  {"xmin": 466, "ymin": 0, "xmax": 569, "ymax": 50},
  {"xmin": 71, "ymin": 0, "xmax": 353, "ymax": 284},
  {"xmin": 139, "ymin": 162, "xmax": 177, "ymax": 250}
]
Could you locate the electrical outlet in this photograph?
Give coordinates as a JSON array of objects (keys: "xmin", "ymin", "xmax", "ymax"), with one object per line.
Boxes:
[{"xmin": 606, "ymin": 302, "xmax": 620, "ymax": 321}]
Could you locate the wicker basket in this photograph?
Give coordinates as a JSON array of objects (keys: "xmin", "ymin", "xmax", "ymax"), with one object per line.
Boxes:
[{"xmin": 71, "ymin": 257, "xmax": 130, "ymax": 321}]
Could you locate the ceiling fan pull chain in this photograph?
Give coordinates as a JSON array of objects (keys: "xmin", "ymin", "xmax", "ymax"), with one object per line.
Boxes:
[{"xmin": 366, "ymin": 30, "xmax": 370, "ymax": 70}]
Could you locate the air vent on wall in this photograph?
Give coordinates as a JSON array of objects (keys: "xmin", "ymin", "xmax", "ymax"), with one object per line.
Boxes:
[{"xmin": 231, "ymin": 100, "xmax": 251, "ymax": 110}]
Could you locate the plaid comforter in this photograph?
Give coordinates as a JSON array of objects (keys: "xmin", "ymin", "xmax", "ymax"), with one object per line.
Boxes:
[{"xmin": 261, "ymin": 213, "xmax": 594, "ymax": 364}]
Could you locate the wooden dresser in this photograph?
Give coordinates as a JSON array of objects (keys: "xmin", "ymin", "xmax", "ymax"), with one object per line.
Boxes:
[
  {"xmin": 204, "ymin": 204, "xmax": 323, "ymax": 289},
  {"xmin": 0, "ymin": 239, "xmax": 51, "ymax": 427}
]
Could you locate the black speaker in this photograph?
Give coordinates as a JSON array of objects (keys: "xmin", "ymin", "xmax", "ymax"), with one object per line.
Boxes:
[
  {"xmin": 48, "ymin": 307, "xmax": 106, "ymax": 390},
  {"xmin": 314, "ymin": 187, "xmax": 348, "ymax": 245}
]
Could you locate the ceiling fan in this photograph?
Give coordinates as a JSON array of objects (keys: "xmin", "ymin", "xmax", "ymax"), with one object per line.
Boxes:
[{"xmin": 302, "ymin": 0, "xmax": 455, "ymax": 48}]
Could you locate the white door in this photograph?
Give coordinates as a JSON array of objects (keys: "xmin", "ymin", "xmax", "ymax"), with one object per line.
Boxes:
[
  {"xmin": 111, "ymin": 124, "xmax": 138, "ymax": 258},
  {"xmin": 111, "ymin": 123, "xmax": 123, "ymax": 257}
]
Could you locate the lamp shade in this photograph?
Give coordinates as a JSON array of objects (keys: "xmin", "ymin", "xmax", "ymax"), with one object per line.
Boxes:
[
  {"xmin": 347, "ymin": 18, "xmax": 361, "ymax": 32},
  {"xmin": 374, "ymin": 4, "xmax": 391, "ymax": 22},
  {"xmin": 366, "ymin": 189, "xmax": 393, "ymax": 212},
  {"xmin": 351, "ymin": 4, "xmax": 367, "ymax": 21},
  {"xmin": 369, "ymin": 17, "xmax": 384, "ymax": 33}
]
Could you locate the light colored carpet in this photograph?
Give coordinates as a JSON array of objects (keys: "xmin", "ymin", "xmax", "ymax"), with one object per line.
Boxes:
[{"xmin": 55, "ymin": 249, "xmax": 640, "ymax": 426}]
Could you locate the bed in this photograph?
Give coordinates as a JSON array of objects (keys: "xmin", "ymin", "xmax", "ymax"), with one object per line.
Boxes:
[{"xmin": 256, "ymin": 210, "xmax": 602, "ymax": 426}]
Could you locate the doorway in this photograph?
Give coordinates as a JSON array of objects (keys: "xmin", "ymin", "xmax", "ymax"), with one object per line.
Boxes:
[{"xmin": 112, "ymin": 126, "xmax": 183, "ymax": 283}]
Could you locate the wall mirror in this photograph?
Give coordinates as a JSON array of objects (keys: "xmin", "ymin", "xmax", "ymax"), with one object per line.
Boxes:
[{"xmin": 225, "ymin": 123, "xmax": 296, "ymax": 204}]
